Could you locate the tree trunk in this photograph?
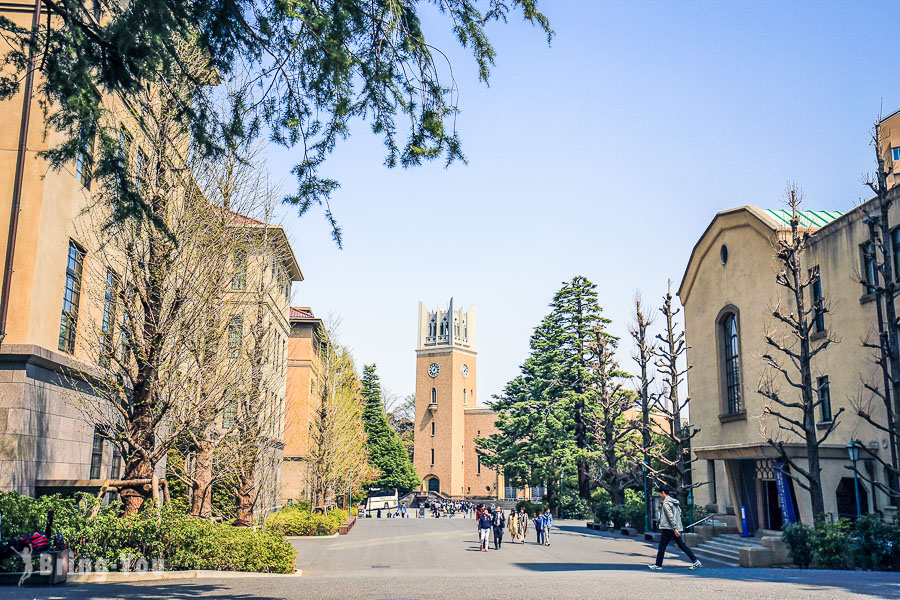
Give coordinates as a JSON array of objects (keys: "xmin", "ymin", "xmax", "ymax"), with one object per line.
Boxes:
[
  {"xmin": 233, "ymin": 473, "xmax": 256, "ymax": 527},
  {"xmin": 190, "ymin": 438, "xmax": 215, "ymax": 517}
]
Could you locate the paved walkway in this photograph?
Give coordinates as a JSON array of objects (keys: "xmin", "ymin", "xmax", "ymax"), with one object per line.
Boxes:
[{"xmin": 4, "ymin": 518, "xmax": 899, "ymax": 599}]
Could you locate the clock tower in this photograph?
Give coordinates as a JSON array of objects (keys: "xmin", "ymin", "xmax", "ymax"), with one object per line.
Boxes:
[{"xmin": 414, "ymin": 298, "xmax": 477, "ymax": 497}]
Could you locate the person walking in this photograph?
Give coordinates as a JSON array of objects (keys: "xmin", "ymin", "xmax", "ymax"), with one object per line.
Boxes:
[
  {"xmin": 542, "ymin": 508, "xmax": 553, "ymax": 546},
  {"xmin": 516, "ymin": 508, "xmax": 529, "ymax": 543},
  {"xmin": 509, "ymin": 508, "xmax": 518, "ymax": 541},
  {"xmin": 649, "ymin": 486, "xmax": 702, "ymax": 571},
  {"xmin": 532, "ymin": 512, "xmax": 544, "ymax": 545},
  {"xmin": 477, "ymin": 507, "xmax": 493, "ymax": 552},
  {"xmin": 492, "ymin": 508, "xmax": 506, "ymax": 550}
]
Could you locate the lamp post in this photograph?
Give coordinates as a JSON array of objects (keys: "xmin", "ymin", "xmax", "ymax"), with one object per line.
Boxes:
[
  {"xmin": 687, "ymin": 489, "xmax": 694, "ymax": 532},
  {"xmin": 846, "ymin": 441, "xmax": 861, "ymax": 518},
  {"xmin": 642, "ymin": 463, "xmax": 650, "ymax": 532},
  {"xmin": 348, "ymin": 469, "xmax": 354, "ymax": 516}
]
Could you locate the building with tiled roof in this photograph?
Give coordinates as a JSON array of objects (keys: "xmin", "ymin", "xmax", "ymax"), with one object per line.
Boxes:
[{"xmin": 679, "ymin": 193, "xmax": 899, "ymax": 532}]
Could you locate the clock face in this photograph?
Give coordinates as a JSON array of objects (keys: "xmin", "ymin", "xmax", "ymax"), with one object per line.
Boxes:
[
  {"xmin": 428, "ymin": 363, "xmax": 440, "ymax": 378},
  {"xmin": 461, "ymin": 364, "xmax": 469, "ymax": 378}
]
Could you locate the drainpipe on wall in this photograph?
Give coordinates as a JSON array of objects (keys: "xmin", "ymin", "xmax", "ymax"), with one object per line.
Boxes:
[{"xmin": 0, "ymin": 0, "xmax": 43, "ymax": 346}]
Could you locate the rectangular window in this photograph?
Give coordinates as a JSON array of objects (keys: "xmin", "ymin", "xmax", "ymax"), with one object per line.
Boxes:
[
  {"xmin": 99, "ymin": 269, "xmax": 119, "ymax": 366},
  {"xmin": 817, "ymin": 376, "xmax": 832, "ymax": 422},
  {"xmin": 430, "ymin": 448, "xmax": 434, "ymax": 465},
  {"xmin": 89, "ymin": 429, "xmax": 104, "ymax": 479},
  {"xmin": 110, "ymin": 446, "xmax": 122, "ymax": 479},
  {"xmin": 477, "ymin": 456, "xmax": 481, "ymax": 475},
  {"xmin": 119, "ymin": 306, "xmax": 131, "ymax": 364},
  {"xmin": 74, "ymin": 125, "xmax": 95, "ymax": 190},
  {"xmin": 228, "ymin": 316, "xmax": 243, "ymax": 360},
  {"xmin": 431, "ymin": 422, "xmax": 435, "ymax": 436},
  {"xmin": 862, "ymin": 242, "xmax": 877, "ymax": 294},
  {"xmin": 222, "ymin": 400, "xmax": 237, "ymax": 429},
  {"xmin": 810, "ymin": 266, "xmax": 824, "ymax": 334},
  {"xmin": 891, "ymin": 227, "xmax": 900, "ymax": 282},
  {"xmin": 232, "ymin": 250, "xmax": 247, "ymax": 290},
  {"xmin": 58, "ymin": 241, "xmax": 86, "ymax": 353},
  {"xmin": 463, "ymin": 389, "xmax": 467, "ymax": 404},
  {"xmin": 893, "ymin": 147, "xmax": 900, "ymax": 162}
]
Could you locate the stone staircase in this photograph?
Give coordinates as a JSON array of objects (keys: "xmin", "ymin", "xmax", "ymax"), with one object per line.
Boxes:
[{"xmin": 691, "ymin": 533, "xmax": 764, "ymax": 567}]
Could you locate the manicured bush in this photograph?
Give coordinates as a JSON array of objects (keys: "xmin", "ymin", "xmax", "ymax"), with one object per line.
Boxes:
[
  {"xmin": 783, "ymin": 522, "xmax": 815, "ymax": 569},
  {"xmin": 853, "ymin": 514, "xmax": 900, "ymax": 571},
  {"xmin": 264, "ymin": 505, "xmax": 348, "ymax": 536},
  {"xmin": 783, "ymin": 516, "xmax": 900, "ymax": 571},
  {"xmin": 559, "ymin": 495, "xmax": 591, "ymax": 520},
  {"xmin": 0, "ymin": 491, "xmax": 296, "ymax": 574},
  {"xmin": 515, "ymin": 500, "xmax": 547, "ymax": 517},
  {"xmin": 812, "ymin": 519, "xmax": 852, "ymax": 570}
]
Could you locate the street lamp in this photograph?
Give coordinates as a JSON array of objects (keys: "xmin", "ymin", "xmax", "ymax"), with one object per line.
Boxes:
[
  {"xmin": 687, "ymin": 489, "xmax": 694, "ymax": 532},
  {"xmin": 641, "ymin": 463, "xmax": 650, "ymax": 532},
  {"xmin": 846, "ymin": 440, "xmax": 862, "ymax": 518}
]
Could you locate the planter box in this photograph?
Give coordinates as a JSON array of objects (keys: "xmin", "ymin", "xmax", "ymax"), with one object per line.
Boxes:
[
  {"xmin": 644, "ymin": 532, "xmax": 661, "ymax": 543},
  {"xmin": 338, "ymin": 515, "xmax": 357, "ymax": 535},
  {"xmin": 620, "ymin": 527, "xmax": 638, "ymax": 536},
  {"xmin": 739, "ymin": 546, "xmax": 775, "ymax": 568}
]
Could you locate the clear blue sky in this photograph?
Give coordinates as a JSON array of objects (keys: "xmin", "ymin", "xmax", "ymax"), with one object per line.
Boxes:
[{"xmin": 265, "ymin": 1, "xmax": 900, "ymax": 403}]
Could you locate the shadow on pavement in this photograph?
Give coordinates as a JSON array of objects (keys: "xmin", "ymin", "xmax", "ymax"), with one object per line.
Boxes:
[{"xmin": 5, "ymin": 582, "xmax": 277, "ymax": 600}]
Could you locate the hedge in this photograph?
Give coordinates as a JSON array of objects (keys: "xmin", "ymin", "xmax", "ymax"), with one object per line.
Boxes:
[
  {"xmin": 0, "ymin": 491, "xmax": 296, "ymax": 574},
  {"xmin": 264, "ymin": 505, "xmax": 348, "ymax": 536},
  {"xmin": 783, "ymin": 515, "xmax": 900, "ymax": 571}
]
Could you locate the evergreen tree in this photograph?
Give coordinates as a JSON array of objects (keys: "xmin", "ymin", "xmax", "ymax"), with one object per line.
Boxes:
[
  {"xmin": 478, "ymin": 316, "xmax": 576, "ymax": 509},
  {"xmin": 548, "ymin": 276, "xmax": 610, "ymax": 500},
  {"xmin": 478, "ymin": 276, "xmax": 611, "ymax": 504},
  {"xmin": 0, "ymin": 0, "xmax": 551, "ymax": 243},
  {"xmin": 361, "ymin": 364, "xmax": 420, "ymax": 493}
]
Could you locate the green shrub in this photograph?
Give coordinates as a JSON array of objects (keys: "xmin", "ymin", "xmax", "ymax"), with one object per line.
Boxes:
[
  {"xmin": 812, "ymin": 519, "xmax": 852, "ymax": 570},
  {"xmin": 0, "ymin": 491, "xmax": 296, "ymax": 574},
  {"xmin": 559, "ymin": 495, "xmax": 591, "ymax": 520},
  {"xmin": 853, "ymin": 514, "xmax": 900, "ymax": 571},
  {"xmin": 514, "ymin": 500, "xmax": 547, "ymax": 517},
  {"xmin": 264, "ymin": 506, "xmax": 348, "ymax": 536},
  {"xmin": 783, "ymin": 522, "xmax": 815, "ymax": 569}
]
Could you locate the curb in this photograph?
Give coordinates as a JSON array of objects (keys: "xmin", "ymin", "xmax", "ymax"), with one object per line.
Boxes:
[
  {"xmin": 286, "ymin": 533, "xmax": 340, "ymax": 540},
  {"xmin": 67, "ymin": 569, "xmax": 302, "ymax": 584}
]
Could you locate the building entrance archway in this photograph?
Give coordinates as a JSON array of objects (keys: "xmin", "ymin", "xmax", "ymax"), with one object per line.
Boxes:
[{"xmin": 426, "ymin": 476, "xmax": 440, "ymax": 493}]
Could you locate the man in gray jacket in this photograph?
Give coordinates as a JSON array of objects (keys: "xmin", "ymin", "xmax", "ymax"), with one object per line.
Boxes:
[{"xmin": 649, "ymin": 486, "xmax": 702, "ymax": 571}]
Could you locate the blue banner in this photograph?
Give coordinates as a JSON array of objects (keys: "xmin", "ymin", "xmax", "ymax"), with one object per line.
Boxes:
[{"xmin": 773, "ymin": 460, "xmax": 797, "ymax": 525}]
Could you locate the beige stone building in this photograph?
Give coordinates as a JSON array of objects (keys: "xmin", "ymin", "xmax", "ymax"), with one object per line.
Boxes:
[
  {"xmin": 681, "ymin": 114, "xmax": 900, "ymax": 531},
  {"xmin": 0, "ymin": 0, "xmax": 303, "ymax": 500},
  {"xmin": 280, "ymin": 306, "xmax": 325, "ymax": 503}
]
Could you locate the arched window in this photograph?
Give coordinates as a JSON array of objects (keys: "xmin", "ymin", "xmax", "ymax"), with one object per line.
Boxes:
[
  {"xmin": 431, "ymin": 388, "xmax": 436, "ymax": 404},
  {"xmin": 721, "ymin": 312, "xmax": 742, "ymax": 414}
]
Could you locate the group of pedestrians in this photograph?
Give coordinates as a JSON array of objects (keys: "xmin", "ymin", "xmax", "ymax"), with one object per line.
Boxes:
[
  {"xmin": 428, "ymin": 500, "xmax": 473, "ymax": 518},
  {"xmin": 475, "ymin": 504, "xmax": 554, "ymax": 552}
]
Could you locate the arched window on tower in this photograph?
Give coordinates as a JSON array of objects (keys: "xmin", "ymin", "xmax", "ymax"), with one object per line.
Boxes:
[{"xmin": 431, "ymin": 388, "xmax": 436, "ymax": 404}]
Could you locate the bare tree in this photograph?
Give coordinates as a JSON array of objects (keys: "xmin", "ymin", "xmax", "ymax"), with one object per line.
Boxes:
[
  {"xmin": 589, "ymin": 327, "xmax": 636, "ymax": 506},
  {"xmin": 629, "ymin": 292, "xmax": 656, "ymax": 527},
  {"xmin": 306, "ymin": 322, "xmax": 374, "ymax": 509},
  {"xmin": 651, "ymin": 282, "xmax": 701, "ymax": 509},
  {"xmin": 758, "ymin": 185, "xmax": 840, "ymax": 519},
  {"xmin": 852, "ymin": 121, "xmax": 900, "ymax": 505}
]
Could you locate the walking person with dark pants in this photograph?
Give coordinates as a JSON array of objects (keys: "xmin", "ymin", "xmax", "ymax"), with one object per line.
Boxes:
[
  {"xmin": 532, "ymin": 512, "xmax": 545, "ymax": 545},
  {"xmin": 649, "ymin": 486, "xmax": 701, "ymax": 571},
  {"xmin": 492, "ymin": 508, "xmax": 506, "ymax": 550}
]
